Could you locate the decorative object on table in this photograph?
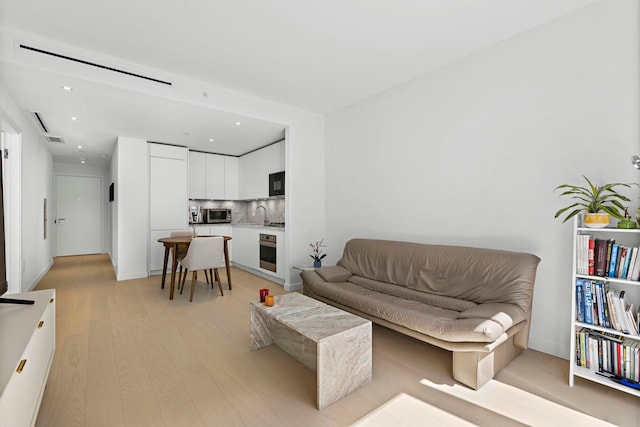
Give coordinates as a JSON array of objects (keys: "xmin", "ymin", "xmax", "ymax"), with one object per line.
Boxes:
[
  {"xmin": 259, "ymin": 288, "xmax": 269, "ymax": 303},
  {"xmin": 617, "ymin": 207, "xmax": 638, "ymax": 229},
  {"xmin": 554, "ymin": 175, "xmax": 635, "ymax": 227},
  {"xmin": 265, "ymin": 295, "xmax": 275, "ymax": 307},
  {"xmin": 310, "ymin": 238, "xmax": 327, "ymax": 268}
]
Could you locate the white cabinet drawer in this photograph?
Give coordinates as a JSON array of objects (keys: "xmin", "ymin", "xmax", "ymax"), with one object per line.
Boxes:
[{"xmin": 0, "ymin": 290, "xmax": 56, "ymax": 427}]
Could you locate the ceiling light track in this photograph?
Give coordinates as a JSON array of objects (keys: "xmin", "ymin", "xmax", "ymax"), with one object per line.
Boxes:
[
  {"xmin": 33, "ymin": 112, "xmax": 48, "ymax": 133},
  {"xmin": 19, "ymin": 44, "xmax": 173, "ymax": 86}
]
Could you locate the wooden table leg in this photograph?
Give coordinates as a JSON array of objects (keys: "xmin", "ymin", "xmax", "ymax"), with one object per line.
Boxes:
[
  {"xmin": 161, "ymin": 246, "xmax": 170, "ymax": 289},
  {"xmin": 224, "ymin": 240, "xmax": 232, "ymax": 290},
  {"xmin": 170, "ymin": 244, "xmax": 178, "ymax": 300}
]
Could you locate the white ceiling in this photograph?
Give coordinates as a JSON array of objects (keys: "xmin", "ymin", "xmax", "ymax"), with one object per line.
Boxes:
[{"xmin": 0, "ymin": 0, "xmax": 597, "ymax": 166}]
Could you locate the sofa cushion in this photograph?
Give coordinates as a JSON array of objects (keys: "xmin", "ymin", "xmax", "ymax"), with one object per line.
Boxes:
[
  {"xmin": 458, "ymin": 303, "xmax": 527, "ymax": 330},
  {"xmin": 316, "ymin": 265, "xmax": 352, "ymax": 282},
  {"xmin": 304, "ymin": 279, "xmax": 505, "ymax": 342},
  {"xmin": 349, "ymin": 275, "xmax": 476, "ymax": 312},
  {"xmin": 337, "ymin": 238, "xmax": 541, "ymax": 312}
]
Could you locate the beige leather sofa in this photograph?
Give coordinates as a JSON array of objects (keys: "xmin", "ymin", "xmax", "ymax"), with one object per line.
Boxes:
[{"xmin": 301, "ymin": 238, "xmax": 541, "ymax": 389}]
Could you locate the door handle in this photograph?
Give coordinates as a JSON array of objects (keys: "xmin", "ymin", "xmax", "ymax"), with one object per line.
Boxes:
[{"xmin": 56, "ymin": 218, "xmax": 66, "ymax": 224}]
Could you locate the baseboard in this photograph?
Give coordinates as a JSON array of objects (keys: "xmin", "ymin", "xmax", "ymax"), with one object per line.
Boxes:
[
  {"xmin": 528, "ymin": 336, "xmax": 568, "ymax": 360},
  {"xmin": 24, "ymin": 259, "xmax": 54, "ymax": 292},
  {"xmin": 232, "ymin": 263, "xmax": 284, "ymax": 286},
  {"xmin": 116, "ymin": 272, "xmax": 149, "ymax": 281},
  {"xmin": 284, "ymin": 282, "xmax": 302, "ymax": 292}
]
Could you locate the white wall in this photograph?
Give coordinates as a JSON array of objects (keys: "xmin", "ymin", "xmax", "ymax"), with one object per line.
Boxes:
[
  {"xmin": 0, "ymin": 86, "xmax": 53, "ymax": 292},
  {"xmin": 109, "ymin": 146, "xmax": 117, "ymax": 263},
  {"xmin": 52, "ymin": 162, "xmax": 110, "ymax": 255},
  {"xmin": 114, "ymin": 136, "xmax": 149, "ymax": 280},
  {"xmin": 325, "ymin": 0, "xmax": 639, "ymax": 359}
]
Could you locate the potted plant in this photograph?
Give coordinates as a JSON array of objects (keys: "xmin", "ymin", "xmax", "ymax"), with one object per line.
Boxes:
[
  {"xmin": 309, "ymin": 239, "xmax": 327, "ymax": 268},
  {"xmin": 554, "ymin": 175, "xmax": 635, "ymax": 227}
]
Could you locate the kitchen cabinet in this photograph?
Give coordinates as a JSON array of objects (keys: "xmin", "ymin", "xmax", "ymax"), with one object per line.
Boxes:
[
  {"xmin": 0, "ymin": 289, "xmax": 56, "ymax": 427},
  {"xmin": 189, "ymin": 151, "xmax": 238, "ymax": 200},
  {"xmin": 205, "ymin": 154, "xmax": 225, "ymax": 200},
  {"xmin": 232, "ymin": 227, "xmax": 257, "ymax": 269},
  {"xmin": 224, "ymin": 156, "xmax": 239, "ymax": 200},
  {"xmin": 149, "ymin": 148, "xmax": 188, "ymax": 230},
  {"xmin": 149, "ymin": 143, "xmax": 188, "ymax": 276},
  {"xmin": 238, "ymin": 141, "xmax": 285, "ymax": 200},
  {"xmin": 231, "ymin": 225, "xmax": 285, "ymax": 280},
  {"xmin": 188, "ymin": 151, "xmax": 206, "ymax": 199}
]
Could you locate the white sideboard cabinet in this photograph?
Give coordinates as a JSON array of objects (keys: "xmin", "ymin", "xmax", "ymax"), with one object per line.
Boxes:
[{"xmin": 0, "ymin": 289, "xmax": 56, "ymax": 427}]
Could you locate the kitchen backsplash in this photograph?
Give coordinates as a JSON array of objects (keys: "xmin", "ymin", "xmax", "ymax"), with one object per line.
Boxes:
[{"xmin": 189, "ymin": 199, "xmax": 285, "ymax": 224}]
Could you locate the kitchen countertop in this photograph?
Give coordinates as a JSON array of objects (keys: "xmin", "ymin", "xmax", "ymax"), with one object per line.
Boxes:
[
  {"xmin": 190, "ymin": 222, "xmax": 285, "ymax": 230},
  {"xmin": 232, "ymin": 222, "xmax": 285, "ymax": 230}
]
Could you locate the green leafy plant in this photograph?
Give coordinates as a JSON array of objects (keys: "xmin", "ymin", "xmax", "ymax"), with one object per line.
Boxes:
[{"xmin": 554, "ymin": 176, "xmax": 635, "ymax": 223}]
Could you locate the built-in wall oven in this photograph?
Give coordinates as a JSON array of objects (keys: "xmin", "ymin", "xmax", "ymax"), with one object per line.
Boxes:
[{"xmin": 259, "ymin": 233, "xmax": 277, "ymax": 273}]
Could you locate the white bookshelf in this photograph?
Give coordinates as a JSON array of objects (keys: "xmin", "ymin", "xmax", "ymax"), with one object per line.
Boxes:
[{"xmin": 569, "ymin": 216, "xmax": 640, "ymax": 397}]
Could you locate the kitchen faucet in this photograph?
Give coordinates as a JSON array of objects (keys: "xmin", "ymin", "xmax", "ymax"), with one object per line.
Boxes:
[{"xmin": 255, "ymin": 205, "xmax": 268, "ymax": 225}]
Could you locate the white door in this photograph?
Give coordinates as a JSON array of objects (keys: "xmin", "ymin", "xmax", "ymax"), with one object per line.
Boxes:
[{"xmin": 56, "ymin": 175, "xmax": 102, "ymax": 256}]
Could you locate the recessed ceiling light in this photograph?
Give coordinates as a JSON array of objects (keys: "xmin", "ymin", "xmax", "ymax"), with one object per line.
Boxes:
[
  {"xmin": 235, "ymin": 122, "xmax": 241, "ymax": 126},
  {"xmin": 71, "ymin": 116, "xmax": 77, "ymax": 121},
  {"xmin": 77, "ymin": 145, "xmax": 83, "ymax": 149},
  {"xmin": 209, "ymin": 138, "xmax": 214, "ymax": 142},
  {"xmin": 80, "ymin": 160, "xmax": 86, "ymax": 164},
  {"xmin": 62, "ymin": 85, "xmax": 72, "ymax": 91}
]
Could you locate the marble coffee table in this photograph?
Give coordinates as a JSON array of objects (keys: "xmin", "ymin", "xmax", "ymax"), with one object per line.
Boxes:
[{"xmin": 250, "ymin": 292, "xmax": 372, "ymax": 409}]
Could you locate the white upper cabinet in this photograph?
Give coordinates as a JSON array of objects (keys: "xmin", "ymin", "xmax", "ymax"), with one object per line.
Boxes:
[
  {"xmin": 189, "ymin": 151, "xmax": 237, "ymax": 200},
  {"xmin": 205, "ymin": 154, "xmax": 225, "ymax": 200},
  {"xmin": 239, "ymin": 149, "xmax": 263, "ymax": 200},
  {"xmin": 188, "ymin": 141, "xmax": 283, "ymax": 201},
  {"xmin": 224, "ymin": 156, "xmax": 239, "ymax": 200},
  {"xmin": 188, "ymin": 151, "xmax": 206, "ymax": 199},
  {"xmin": 239, "ymin": 141, "xmax": 285, "ymax": 200}
]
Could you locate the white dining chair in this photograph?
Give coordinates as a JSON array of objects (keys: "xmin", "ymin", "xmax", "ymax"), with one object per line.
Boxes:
[
  {"xmin": 170, "ymin": 230, "xmax": 195, "ymax": 280},
  {"xmin": 178, "ymin": 236, "xmax": 226, "ymax": 301}
]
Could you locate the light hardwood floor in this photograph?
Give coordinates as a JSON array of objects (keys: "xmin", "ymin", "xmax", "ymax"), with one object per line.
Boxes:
[{"xmin": 33, "ymin": 254, "xmax": 639, "ymax": 426}]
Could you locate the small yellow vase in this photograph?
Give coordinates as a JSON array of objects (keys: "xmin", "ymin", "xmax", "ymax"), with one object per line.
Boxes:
[{"xmin": 584, "ymin": 213, "xmax": 610, "ymax": 228}]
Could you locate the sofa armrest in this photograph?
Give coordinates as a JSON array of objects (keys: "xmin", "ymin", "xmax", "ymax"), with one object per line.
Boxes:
[{"xmin": 458, "ymin": 303, "xmax": 527, "ymax": 330}]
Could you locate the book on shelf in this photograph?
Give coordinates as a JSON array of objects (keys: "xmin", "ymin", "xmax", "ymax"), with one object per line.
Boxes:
[
  {"xmin": 594, "ymin": 238, "xmax": 608, "ymax": 277},
  {"xmin": 576, "ymin": 327, "xmax": 640, "ymax": 381},
  {"xmin": 588, "ymin": 238, "xmax": 595, "ymax": 275},
  {"xmin": 583, "ymin": 280, "xmax": 594, "ymax": 325},
  {"xmin": 631, "ymin": 249, "xmax": 640, "ymax": 281},
  {"xmin": 576, "ymin": 280, "xmax": 585, "ymax": 323},
  {"xmin": 626, "ymin": 247, "xmax": 639, "ymax": 280},
  {"xmin": 621, "ymin": 247, "xmax": 633, "ymax": 279},
  {"xmin": 609, "ymin": 244, "xmax": 620, "ymax": 278},
  {"xmin": 595, "ymin": 282, "xmax": 607, "ymax": 328},
  {"xmin": 588, "ymin": 239, "xmax": 640, "ymax": 281},
  {"xmin": 605, "ymin": 239, "xmax": 615, "ymax": 277},
  {"xmin": 616, "ymin": 246, "xmax": 626, "ymax": 278},
  {"xmin": 575, "ymin": 279, "xmax": 640, "ymax": 335},
  {"xmin": 576, "ymin": 234, "xmax": 590, "ymax": 275}
]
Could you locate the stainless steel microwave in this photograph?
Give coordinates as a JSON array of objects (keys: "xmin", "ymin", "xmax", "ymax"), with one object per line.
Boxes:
[{"xmin": 206, "ymin": 208, "xmax": 232, "ymax": 223}]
